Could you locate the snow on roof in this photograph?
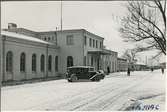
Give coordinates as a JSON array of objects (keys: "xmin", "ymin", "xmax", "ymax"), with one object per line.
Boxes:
[
  {"xmin": 1, "ymin": 30, "xmax": 53, "ymax": 45},
  {"xmin": 136, "ymin": 62, "xmax": 146, "ymax": 65}
]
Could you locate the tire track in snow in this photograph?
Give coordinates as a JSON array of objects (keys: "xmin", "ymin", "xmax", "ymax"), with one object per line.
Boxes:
[
  {"xmin": 72, "ymin": 73, "xmax": 152, "ymax": 111},
  {"xmin": 23, "ymin": 78, "xmax": 125, "ymax": 110}
]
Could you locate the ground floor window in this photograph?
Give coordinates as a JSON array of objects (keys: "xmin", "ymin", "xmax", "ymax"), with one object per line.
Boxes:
[
  {"xmin": 32, "ymin": 54, "xmax": 36, "ymax": 72},
  {"xmin": 40, "ymin": 54, "xmax": 45, "ymax": 72},
  {"xmin": 91, "ymin": 56, "xmax": 93, "ymax": 66},
  {"xmin": 48, "ymin": 55, "xmax": 52, "ymax": 72},
  {"xmin": 67, "ymin": 56, "xmax": 73, "ymax": 67},
  {"xmin": 6, "ymin": 51, "xmax": 13, "ymax": 72},
  {"xmin": 55, "ymin": 56, "xmax": 58, "ymax": 71},
  {"xmin": 20, "ymin": 52, "xmax": 26, "ymax": 72}
]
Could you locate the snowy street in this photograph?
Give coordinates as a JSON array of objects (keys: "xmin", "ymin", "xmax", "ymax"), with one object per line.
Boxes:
[{"xmin": 1, "ymin": 70, "xmax": 165, "ymax": 111}]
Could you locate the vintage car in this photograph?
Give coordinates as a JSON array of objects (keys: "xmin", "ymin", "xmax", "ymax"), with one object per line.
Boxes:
[{"xmin": 66, "ymin": 66, "xmax": 105, "ymax": 82}]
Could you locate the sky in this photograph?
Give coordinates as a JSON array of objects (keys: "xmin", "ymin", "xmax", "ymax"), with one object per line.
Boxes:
[{"xmin": 1, "ymin": 1, "xmax": 165, "ymax": 63}]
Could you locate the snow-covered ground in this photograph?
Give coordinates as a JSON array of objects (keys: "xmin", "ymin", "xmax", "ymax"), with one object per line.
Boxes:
[{"xmin": 1, "ymin": 70, "xmax": 166, "ymax": 111}]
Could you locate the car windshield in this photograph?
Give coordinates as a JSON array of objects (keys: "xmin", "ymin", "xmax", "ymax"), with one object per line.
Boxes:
[
  {"xmin": 68, "ymin": 67, "xmax": 88, "ymax": 73},
  {"xmin": 89, "ymin": 67, "xmax": 94, "ymax": 71}
]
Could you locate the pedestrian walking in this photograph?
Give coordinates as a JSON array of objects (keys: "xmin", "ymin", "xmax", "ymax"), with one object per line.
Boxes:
[
  {"xmin": 151, "ymin": 68, "xmax": 154, "ymax": 72},
  {"xmin": 107, "ymin": 66, "xmax": 110, "ymax": 75},
  {"xmin": 161, "ymin": 67, "xmax": 164, "ymax": 74},
  {"xmin": 127, "ymin": 68, "xmax": 130, "ymax": 76}
]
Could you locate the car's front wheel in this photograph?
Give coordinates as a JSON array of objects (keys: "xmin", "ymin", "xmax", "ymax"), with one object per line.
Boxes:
[{"xmin": 71, "ymin": 75, "xmax": 78, "ymax": 82}]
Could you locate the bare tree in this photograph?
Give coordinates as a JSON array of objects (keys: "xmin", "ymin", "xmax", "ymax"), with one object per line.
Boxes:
[
  {"xmin": 121, "ymin": 49, "xmax": 138, "ymax": 64},
  {"xmin": 119, "ymin": 0, "xmax": 166, "ymax": 55}
]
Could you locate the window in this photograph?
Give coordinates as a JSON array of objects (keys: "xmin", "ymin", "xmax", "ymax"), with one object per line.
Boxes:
[
  {"xmin": 93, "ymin": 39, "xmax": 95, "ymax": 48},
  {"xmin": 66, "ymin": 35, "xmax": 74, "ymax": 45},
  {"xmin": 84, "ymin": 36, "xmax": 87, "ymax": 45},
  {"xmin": 91, "ymin": 56, "xmax": 93, "ymax": 66},
  {"xmin": 6, "ymin": 51, "xmax": 13, "ymax": 72},
  {"xmin": 89, "ymin": 38, "xmax": 92, "ymax": 47},
  {"xmin": 20, "ymin": 52, "xmax": 26, "ymax": 72},
  {"xmin": 67, "ymin": 56, "xmax": 73, "ymax": 67},
  {"xmin": 48, "ymin": 37, "xmax": 50, "ymax": 41},
  {"xmin": 84, "ymin": 56, "xmax": 86, "ymax": 66},
  {"xmin": 48, "ymin": 55, "xmax": 52, "ymax": 72},
  {"xmin": 44, "ymin": 37, "xmax": 47, "ymax": 41},
  {"xmin": 32, "ymin": 54, "xmax": 36, "ymax": 72},
  {"xmin": 100, "ymin": 41, "xmax": 102, "ymax": 49},
  {"xmin": 40, "ymin": 55, "xmax": 45, "ymax": 72},
  {"xmin": 96, "ymin": 40, "xmax": 98, "ymax": 48},
  {"xmin": 55, "ymin": 56, "xmax": 58, "ymax": 71}
]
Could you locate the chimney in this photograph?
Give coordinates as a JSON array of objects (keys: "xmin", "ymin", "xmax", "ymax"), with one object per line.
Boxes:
[{"xmin": 8, "ymin": 23, "xmax": 17, "ymax": 29}]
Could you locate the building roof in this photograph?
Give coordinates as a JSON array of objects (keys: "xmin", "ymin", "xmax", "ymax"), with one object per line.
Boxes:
[
  {"xmin": 1, "ymin": 30, "xmax": 53, "ymax": 45},
  {"xmin": 38, "ymin": 29, "xmax": 104, "ymax": 40},
  {"xmin": 117, "ymin": 58, "xmax": 127, "ymax": 61},
  {"xmin": 67, "ymin": 66, "xmax": 95, "ymax": 69},
  {"xmin": 135, "ymin": 62, "xmax": 146, "ymax": 65}
]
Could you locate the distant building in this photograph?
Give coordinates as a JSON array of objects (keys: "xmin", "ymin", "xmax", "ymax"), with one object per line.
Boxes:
[
  {"xmin": 1, "ymin": 23, "xmax": 118, "ymax": 82},
  {"xmin": 133, "ymin": 62, "xmax": 148, "ymax": 71},
  {"xmin": 101, "ymin": 49, "xmax": 118, "ymax": 73},
  {"xmin": 159, "ymin": 62, "xmax": 166, "ymax": 69},
  {"xmin": 117, "ymin": 58, "xmax": 128, "ymax": 71}
]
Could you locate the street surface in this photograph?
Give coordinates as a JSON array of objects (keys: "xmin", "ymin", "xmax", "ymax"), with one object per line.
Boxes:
[{"xmin": 1, "ymin": 70, "xmax": 165, "ymax": 111}]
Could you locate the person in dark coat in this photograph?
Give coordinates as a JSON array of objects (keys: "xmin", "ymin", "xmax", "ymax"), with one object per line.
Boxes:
[
  {"xmin": 107, "ymin": 66, "xmax": 110, "ymax": 74},
  {"xmin": 127, "ymin": 68, "xmax": 130, "ymax": 76},
  {"xmin": 161, "ymin": 67, "xmax": 164, "ymax": 74}
]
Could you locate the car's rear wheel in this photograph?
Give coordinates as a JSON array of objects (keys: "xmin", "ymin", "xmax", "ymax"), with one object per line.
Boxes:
[{"xmin": 71, "ymin": 75, "xmax": 78, "ymax": 82}]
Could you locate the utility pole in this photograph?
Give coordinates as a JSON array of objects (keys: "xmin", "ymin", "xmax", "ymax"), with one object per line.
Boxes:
[{"xmin": 60, "ymin": 0, "xmax": 62, "ymax": 31}]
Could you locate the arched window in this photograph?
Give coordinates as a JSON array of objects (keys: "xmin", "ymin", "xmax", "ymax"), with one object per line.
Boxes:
[
  {"xmin": 40, "ymin": 55, "xmax": 45, "ymax": 72},
  {"xmin": 48, "ymin": 55, "xmax": 52, "ymax": 71},
  {"xmin": 6, "ymin": 51, "xmax": 13, "ymax": 72},
  {"xmin": 32, "ymin": 54, "xmax": 36, "ymax": 72},
  {"xmin": 55, "ymin": 56, "xmax": 58, "ymax": 71},
  {"xmin": 67, "ymin": 56, "xmax": 73, "ymax": 67},
  {"xmin": 20, "ymin": 52, "xmax": 26, "ymax": 72}
]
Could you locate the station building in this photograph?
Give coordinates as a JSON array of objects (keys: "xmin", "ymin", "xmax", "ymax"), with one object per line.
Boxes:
[{"xmin": 1, "ymin": 23, "xmax": 118, "ymax": 82}]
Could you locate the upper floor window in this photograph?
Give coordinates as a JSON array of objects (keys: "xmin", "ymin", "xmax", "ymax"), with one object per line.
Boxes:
[
  {"xmin": 48, "ymin": 37, "xmax": 50, "ymax": 41},
  {"xmin": 44, "ymin": 37, "xmax": 47, "ymax": 41},
  {"xmin": 100, "ymin": 41, "xmax": 102, "ymax": 49},
  {"xmin": 93, "ymin": 39, "xmax": 95, "ymax": 48},
  {"xmin": 66, "ymin": 35, "xmax": 74, "ymax": 45},
  {"xmin": 89, "ymin": 38, "xmax": 92, "ymax": 47},
  {"xmin": 84, "ymin": 36, "xmax": 87, "ymax": 46},
  {"xmin": 96, "ymin": 40, "xmax": 98, "ymax": 48},
  {"xmin": 32, "ymin": 54, "xmax": 36, "ymax": 72},
  {"xmin": 20, "ymin": 52, "xmax": 26, "ymax": 72},
  {"xmin": 6, "ymin": 51, "xmax": 13, "ymax": 72}
]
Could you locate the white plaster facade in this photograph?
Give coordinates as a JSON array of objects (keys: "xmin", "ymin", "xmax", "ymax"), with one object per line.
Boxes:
[
  {"xmin": 1, "ymin": 23, "xmax": 119, "ymax": 82},
  {"xmin": 1, "ymin": 31, "xmax": 60, "ymax": 82}
]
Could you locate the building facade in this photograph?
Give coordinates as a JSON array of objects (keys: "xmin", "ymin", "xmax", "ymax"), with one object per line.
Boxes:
[
  {"xmin": 1, "ymin": 23, "xmax": 118, "ymax": 82},
  {"xmin": 1, "ymin": 30, "xmax": 60, "ymax": 82},
  {"xmin": 117, "ymin": 58, "xmax": 128, "ymax": 72}
]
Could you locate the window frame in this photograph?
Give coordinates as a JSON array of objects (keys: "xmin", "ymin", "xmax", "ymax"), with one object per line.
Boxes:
[
  {"xmin": 32, "ymin": 54, "xmax": 37, "ymax": 72},
  {"xmin": 20, "ymin": 52, "xmax": 26, "ymax": 72},
  {"xmin": 66, "ymin": 35, "xmax": 74, "ymax": 45},
  {"xmin": 6, "ymin": 51, "xmax": 13, "ymax": 73}
]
